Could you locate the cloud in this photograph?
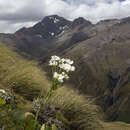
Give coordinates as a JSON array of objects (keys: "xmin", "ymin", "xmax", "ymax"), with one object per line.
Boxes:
[
  {"xmin": 0, "ymin": 21, "xmax": 36, "ymax": 33},
  {"xmin": 0, "ymin": 0, "xmax": 130, "ymax": 33}
]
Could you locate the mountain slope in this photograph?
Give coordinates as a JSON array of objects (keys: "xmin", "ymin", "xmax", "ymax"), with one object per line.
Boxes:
[
  {"xmin": 0, "ymin": 43, "xmax": 102, "ymax": 130},
  {"xmin": 0, "ymin": 15, "xmax": 130, "ymax": 123},
  {"xmin": 1, "ymin": 43, "xmax": 130, "ymax": 130},
  {"xmin": 63, "ymin": 19, "xmax": 130, "ymax": 122}
]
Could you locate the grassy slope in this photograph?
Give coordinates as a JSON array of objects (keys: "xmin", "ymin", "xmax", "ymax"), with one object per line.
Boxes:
[
  {"xmin": 0, "ymin": 44, "xmax": 50, "ymax": 101},
  {"xmin": 65, "ymin": 41, "xmax": 130, "ymax": 122},
  {"xmin": 0, "ymin": 43, "xmax": 130, "ymax": 130}
]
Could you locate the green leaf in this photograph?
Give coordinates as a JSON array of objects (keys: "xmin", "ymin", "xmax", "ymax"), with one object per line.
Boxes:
[
  {"xmin": 41, "ymin": 124, "xmax": 46, "ymax": 130},
  {"xmin": 25, "ymin": 118, "xmax": 37, "ymax": 130},
  {"xmin": 41, "ymin": 124, "xmax": 52, "ymax": 130},
  {"xmin": 12, "ymin": 110, "xmax": 25, "ymax": 121},
  {"xmin": 52, "ymin": 124, "xmax": 58, "ymax": 130},
  {"xmin": 24, "ymin": 112, "xmax": 34, "ymax": 120}
]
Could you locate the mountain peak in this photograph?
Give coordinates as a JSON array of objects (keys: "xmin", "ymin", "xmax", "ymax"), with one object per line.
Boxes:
[
  {"xmin": 31, "ymin": 15, "xmax": 71, "ymax": 38},
  {"xmin": 16, "ymin": 15, "xmax": 71, "ymax": 39},
  {"xmin": 72, "ymin": 17, "xmax": 92, "ymax": 28},
  {"xmin": 41, "ymin": 15, "xmax": 70, "ymax": 25}
]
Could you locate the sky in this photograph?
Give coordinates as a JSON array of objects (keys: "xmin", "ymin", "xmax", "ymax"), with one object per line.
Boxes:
[{"xmin": 0, "ymin": 0, "xmax": 130, "ymax": 33}]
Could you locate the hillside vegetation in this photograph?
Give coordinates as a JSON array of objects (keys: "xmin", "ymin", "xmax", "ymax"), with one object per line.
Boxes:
[
  {"xmin": 0, "ymin": 43, "xmax": 130, "ymax": 130},
  {"xmin": 0, "ymin": 44, "xmax": 100, "ymax": 130}
]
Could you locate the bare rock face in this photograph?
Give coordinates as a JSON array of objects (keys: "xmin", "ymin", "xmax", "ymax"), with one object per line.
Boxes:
[{"xmin": 0, "ymin": 15, "xmax": 130, "ymax": 122}]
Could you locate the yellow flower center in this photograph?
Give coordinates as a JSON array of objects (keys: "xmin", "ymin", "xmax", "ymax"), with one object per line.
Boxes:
[
  {"xmin": 0, "ymin": 98, "xmax": 6, "ymax": 105},
  {"xmin": 56, "ymin": 75, "xmax": 59, "ymax": 79}
]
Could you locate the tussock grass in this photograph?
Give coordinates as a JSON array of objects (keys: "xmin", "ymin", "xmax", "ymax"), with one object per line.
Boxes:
[
  {"xmin": 0, "ymin": 44, "xmax": 50, "ymax": 100},
  {"xmin": 49, "ymin": 86, "xmax": 102, "ymax": 130}
]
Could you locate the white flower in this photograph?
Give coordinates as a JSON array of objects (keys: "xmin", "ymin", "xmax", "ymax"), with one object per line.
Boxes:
[
  {"xmin": 49, "ymin": 60, "xmax": 58, "ymax": 66},
  {"xmin": 59, "ymin": 58, "xmax": 65, "ymax": 63},
  {"xmin": 65, "ymin": 58, "xmax": 74, "ymax": 65},
  {"xmin": 51, "ymin": 55, "xmax": 60, "ymax": 61},
  {"xmin": 53, "ymin": 72, "xmax": 64, "ymax": 83},
  {"xmin": 53, "ymin": 72, "xmax": 58, "ymax": 78},
  {"xmin": 70, "ymin": 66, "xmax": 75, "ymax": 71},
  {"xmin": 62, "ymin": 72, "xmax": 69, "ymax": 79},
  {"xmin": 59, "ymin": 63, "xmax": 73, "ymax": 72},
  {"xmin": 49, "ymin": 56, "xmax": 75, "ymax": 83},
  {"xmin": 0, "ymin": 89, "xmax": 6, "ymax": 94},
  {"xmin": 49, "ymin": 55, "xmax": 61, "ymax": 66}
]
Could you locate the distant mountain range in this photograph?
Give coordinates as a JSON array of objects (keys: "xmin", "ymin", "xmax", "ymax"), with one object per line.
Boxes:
[{"xmin": 0, "ymin": 15, "xmax": 130, "ymax": 122}]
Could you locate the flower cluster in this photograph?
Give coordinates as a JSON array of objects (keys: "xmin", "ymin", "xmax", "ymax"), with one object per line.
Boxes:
[
  {"xmin": 49, "ymin": 55, "xmax": 75, "ymax": 83},
  {"xmin": 0, "ymin": 89, "xmax": 12, "ymax": 104},
  {"xmin": 49, "ymin": 56, "xmax": 60, "ymax": 66}
]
